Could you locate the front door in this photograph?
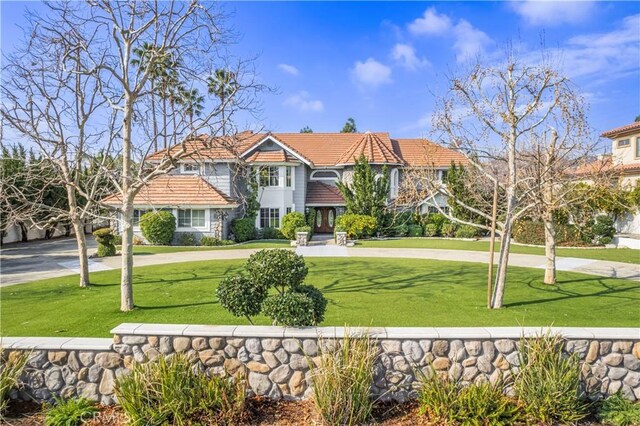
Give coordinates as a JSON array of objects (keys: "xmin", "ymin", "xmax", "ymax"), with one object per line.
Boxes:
[{"xmin": 314, "ymin": 207, "xmax": 336, "ymax": 233}]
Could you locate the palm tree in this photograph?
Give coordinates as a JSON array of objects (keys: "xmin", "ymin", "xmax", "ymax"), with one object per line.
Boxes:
[
  {"xmin": 179, "ymin": 87, "xmax": 205, "ymax": 129},
  {"xmin": 207, "ymin": 69, "xmax": 238, "ymax": 135}
]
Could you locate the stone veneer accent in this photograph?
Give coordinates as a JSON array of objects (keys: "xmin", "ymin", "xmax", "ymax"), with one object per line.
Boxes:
[
  {"xmin": 296, "ymin": 232, "xmax": 309, "ymax": 247},
  {"xmin": 335, "ymin": 232, "xmax": 347, "ymax": 246},
  {"xmin": 2, "ymin": 325, "xmax": 639, "ymax": 405}
]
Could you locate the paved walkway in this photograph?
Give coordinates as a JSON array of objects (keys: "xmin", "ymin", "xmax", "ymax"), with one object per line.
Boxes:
[{"xmin": 2, "ymin": 238, "xmax": 638, "ymax": 286}]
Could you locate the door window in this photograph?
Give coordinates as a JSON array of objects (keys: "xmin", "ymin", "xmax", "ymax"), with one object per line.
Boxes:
[
  {"xmin": 328, "ymin": 210, "xmax": 335, "ymax": 227},
  {"xmin": 316, "ymin": 210, "xmax": 323, "ymax": 228}
]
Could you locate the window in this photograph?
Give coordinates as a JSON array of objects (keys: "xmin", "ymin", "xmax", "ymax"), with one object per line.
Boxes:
[
  {"xmin": 286, "ymin": 207, "xmax": 292, "ymax": 215},
  {"xmin": 259, "ymin": 166, "xmax": 279, "ymax": 187},
  {"xmin": 260, "ymin": 208, "xmax": 280, "ymax": 228},
  {"xmin": 618, "ymin": 139, "xmax": 630, "ymax": 148},
  {"xmin": 440, "ymin": 170, "xmax": 448, "ymax": 182},
  {"xmin": 636, "ymin": 138, "xmax": 640, "ymax": 158},
  {"xmin": 182, "ymin": 163, "xmax": 201, "ymax": 174},
  {"xmin": 310, "ymin": 170, "xmax": 340, "ymax": 181},
  {"xmin": 286, "ymin": 167, "xmax": 292, "ymax": 187},
  {"xmin": 133, "ymin": 209, "xmax": 147, "ymax": 226},
  {"xmin": 390, "ymin": 169, "xmax": 399, "ymax": 198},
  {"xmin": 178, "ymin": 209, "xmax": 205, "ymax": 228}
]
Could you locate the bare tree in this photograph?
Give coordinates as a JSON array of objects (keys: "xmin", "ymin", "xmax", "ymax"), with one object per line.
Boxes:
[
  {"xmin": 403, "ymin": 51, "xmax": 586, "ymax": 308},
  {"xmin": 21, "ymin": 1, "xmax": 265, "ymax": 311}
]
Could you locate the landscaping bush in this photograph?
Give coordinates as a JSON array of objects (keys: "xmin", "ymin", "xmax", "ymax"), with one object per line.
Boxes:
[
  {"xmin": 407, "ymin": 224, "xmax": 423, "ymax": 237},
  {"xmin": 394, "ymin": 224, "xmax": 409, "ymax": 237},
  {"xmin": 441, "ymin": 222, "xmax": 457, "ymax": 237},
  {"xmin": 306, "ymin": 209, "xmax": 316, "ymax": 239},
  {"xmin": 115, "ymin": 353, "xmax": 245, "ymax": 426},
  {"xmin": 309, "ymin": 333, "xmax": 378, "ymax": 426},
  {"xmin": 592, "ymin": 215, "xmax": 616, "ymax": 245},
  {"xmin": 295, "ymin": 225, "xmax": 313, "ymax": 241},
  {"xmin": 0, "ymin": 349, "xmax": 28, "ymax": 415},
  {"xmin": 262, "ymin": 291, "xmax": 317, "ymax": 326},
  {"xmin": 231, "ymin": 217, "xmax": 256, "ymax": 243},
  {"xmin": 216, "ymin": 275, "xmax": 267, "ymax": 325},
  {"xmin": 423, "ymin": 223, "xmax": 438, "ymax": 237},
  {"xmin": 294, "ymin": 284, "xmax": 327, "ymax": 324},
  {"xmin": 200, "ymin": 235, "xmax": 228, "ymax": 246},
  {"xmin": 178, "ymin": 232, "xmax": 197, "ymax": 246},
  {"xmin": 513, "ymin": 221, "xmax": 585, "ymax": 246},
  {"xmin": 112, "ymin": 233, "xmax": 122, "ymax": 246},
  {"xmin": 261, "ymin": 227, "xmax": 285, "ymax": 240},
  {"xmin": 139, "ymin": 211, "xmax": 176, "ymax": 245},
  {"xmin": 280, "ymin": 211, "xmax": 307, "ymax": 240},
  {"xmin": 514, "ymin": 333, "xmax": 588, "ymax": 424},
  {"xmin": 418, "ymin": 371, "xmax": 520, "ymax": 426},
  {"xmin": 45, "ymin": 397, "xmax": 98, "ymax": 426},
  {"xmin": 245, "ymin": 249, "xmax": 308, "ymax": 292},
  {"xmin": 598, "ymin": 392, "xmax": 640, "ymax": 426},
  {"xmin": 455, "ymin": 224, "xmax": 480, "ymax": 239},
  {"xmin": 424, "ymin": 213, "xmax": 447, "ymax": 232},
  {"xmin": 336, "ymin": 214, "xmax": 377, "ymax": 239},
  {"xmin": 92, "ymin": 227, "xmax": 116, "ymax": 257}
]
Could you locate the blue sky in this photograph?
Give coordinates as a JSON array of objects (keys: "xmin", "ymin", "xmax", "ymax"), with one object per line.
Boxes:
[{"xmin": 2, "ymin": 1, "xmax": 639, "ymax": 143}]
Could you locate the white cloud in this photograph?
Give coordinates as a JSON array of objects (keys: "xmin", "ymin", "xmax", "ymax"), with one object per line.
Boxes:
[
  {"xmin": 408, "ymin": 7, "xmax": 452, "ymax": 35},
  {"xmin": 452, "ymin": 20, "xmax": 493, "ymax": 63},
  {"xmin": 391, "ymin": 43, "xmax": 430, "ymax": 70},
  {"xmin": 510, "ymin": 0, "xmax": 596, "ymax": 26},
  {"xmin": 277, "ymin": 63, "xmax": 299, "ymax": 76},
  {"xmin": 351, "ymin": 58, "xmax": 393, "ymax": 87},
  {"xmin": 283, "ymin": 91, "xmax": 324, "ymax": 112}
]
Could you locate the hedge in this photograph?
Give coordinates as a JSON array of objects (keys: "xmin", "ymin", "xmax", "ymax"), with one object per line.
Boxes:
[
  {"xmin": 231, "ymin": 218, "xmax": 256, "ymax": 242},
  {"xmin": 139, "ymin": 211, "xmax": 176, "ymax": 245},
  {"xmin": 336, "ymin": 214, "xmax": 377, "ymax": 239},
  {"xmin": 513, "ymin": 221, "xmax": 585, "ymax": 246},
  {"xmin": 280, "ymin": 212, "xmax": 307, "ymax": 240}
]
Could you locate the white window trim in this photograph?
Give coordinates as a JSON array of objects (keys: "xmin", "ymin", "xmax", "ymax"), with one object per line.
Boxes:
[
  {"xmin": 310, "ymin": 169, "xmax": 340, "ymax": 181},
  {"xmin": 176, "ymin": 208, "xmax": 209, "ymax": 231},
  {"xmin": 617, "ymin": 138, "xmax": 631, "ymax": 148}
]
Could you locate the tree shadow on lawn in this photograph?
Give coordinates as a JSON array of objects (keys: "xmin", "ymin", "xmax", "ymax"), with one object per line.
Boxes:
[
  {"xmin": 134, "ymin": 300, "xmax": 218, "ymax": 310},
  {"xmin": 504, "ymin": 276, "xmax": 640, "ymax": 308}
]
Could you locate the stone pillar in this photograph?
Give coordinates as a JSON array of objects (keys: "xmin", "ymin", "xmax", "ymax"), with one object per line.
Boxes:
[
  {"xmin": 296, "ymin": 232, "xmax": 309, "ymax": 247},
  {"xmin": 336, "ymin": 231, "xmax": 347, "ymax": 246}
]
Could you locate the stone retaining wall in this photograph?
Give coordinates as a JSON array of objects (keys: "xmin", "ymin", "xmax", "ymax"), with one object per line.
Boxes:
[{"xmin": 2, "ymin": 326, "xmax": 639, "ymax": 404}]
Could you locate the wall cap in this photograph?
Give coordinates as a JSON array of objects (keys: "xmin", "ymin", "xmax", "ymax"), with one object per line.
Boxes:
[
  {"xmin": 109, "ymin": 324, "xmax": 640, "ymax": 340},
  {"xmin": 0, "ymin": 337, "xmax": 112, "ymax": 351}
]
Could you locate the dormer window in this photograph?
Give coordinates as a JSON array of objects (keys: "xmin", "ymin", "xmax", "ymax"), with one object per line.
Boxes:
[
  {"xmin": 181, "ymin": 163, "xmax": 201, "ymax": 174},
  {"xmin": 310, "ymin": 170, "xmax": 340, "ymax": 181},
  {"xmin": 618, "ymin": 139, "xmax": 630, "ymax": 148}
]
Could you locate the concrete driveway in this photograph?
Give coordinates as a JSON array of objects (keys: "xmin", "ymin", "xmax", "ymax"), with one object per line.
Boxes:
[{"xmin": 0, "ymin": 237, "xmax": 107, "ymax": 286}]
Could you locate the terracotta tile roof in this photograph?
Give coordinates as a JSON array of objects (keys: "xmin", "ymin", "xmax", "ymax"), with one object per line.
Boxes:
[
  {"xmin": 306, "ymin": 181, "xmax": 345, "ymax": 205},
  {"xmin": 246, "ymin": 149, "xmax": 300, "ymax": 164},
  {"xmin": 335, "ymin": 132, "xmax": 404, "ymax": 165},
  {"xmin": 601, "ymin": 122, "xmax": 640, "ymax": 138},
  {"xmin": 392, "ymin": 138, "xmax": 468, "ymax": 167},
  {"xmin": 103, "ymin": 175, "xmax": 237, "ymax": 207},
  {"xmin": 573, "ymin": 156, "xmax": 640, "ymax": 176},
  {"xmin": 146, "ymin": 131, "xmax": 263, "ymax": 162}
]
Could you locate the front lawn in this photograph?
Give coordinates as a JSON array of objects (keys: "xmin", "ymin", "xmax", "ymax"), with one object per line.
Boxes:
[
  {"xmin": 356, "ymin": 238, "xmax": 640, "ymax": 264},
  {"xmin": 2, "ymin": 258, "xmax": 638, "ymax": 337},
  {"xmin": 129, "ymin": 240, "xmax": 290, "ymax": 254}
]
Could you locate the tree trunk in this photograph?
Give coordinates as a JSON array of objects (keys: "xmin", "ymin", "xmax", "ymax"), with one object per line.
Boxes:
[
  {"xmin": 19, "ymin": 222, "xmax": 28, "ymax": 242},
  {"xmin": 120, "ymin": 91, "xmax": 135, "ymax": 312},
  {"xmin": 72, "ymin": 218, "xmax": 90, "ymax": 288},
  {"xmin": 491, "ymin": 219, "xmax": 512, "ymax": 309},
  {"xmin": 543, "ymin": 215, "xmax": 556, "ymax": 285}
]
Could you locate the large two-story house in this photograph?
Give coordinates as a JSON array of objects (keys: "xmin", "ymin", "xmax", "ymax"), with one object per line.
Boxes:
[{"xmin": 104, "ymin": 131, "xmax": 466, "ymax": 241}]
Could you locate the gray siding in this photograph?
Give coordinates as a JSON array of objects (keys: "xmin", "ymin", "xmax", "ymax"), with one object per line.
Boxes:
[
  {"xmin": 203, "ymin": 163, "xmax": 232, "ymax": 196},
  {"xmin": 294, "ymin": 165, "xmax": 306, "ymax": 212}
]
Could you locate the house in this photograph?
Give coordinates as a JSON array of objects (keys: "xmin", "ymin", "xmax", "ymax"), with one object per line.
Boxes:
[
  {"xmin": 600, "ymin": 121, "xmax": 640, "ymax": 247},
  {"xmin": 104, "ymin": 131, "xmax": 466, "ymax": 241}
]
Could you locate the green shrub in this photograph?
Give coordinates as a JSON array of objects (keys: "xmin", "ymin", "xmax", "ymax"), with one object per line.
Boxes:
[
  {"xmin": 200, "ymin": 236, "xmax": 219, "ymax": 246},
  {"xmin": 513, "ymin": 221, "xmax": 585, "ymax": 246},
  {"xmin": 418, "ymin": 371, "xmax": 520, "ymax": 426},
  {"xmin": 455, "ymin": 224, "xmax": 479, "ymax": 239},
  {"xmin": 281, "ymin": 212, "xmax": 307, "ymax": 240},
  {"xmin": 423, "ymin": 223, "xmax": 438, "ymax": 237},
  {"xmin": 216, "ymin": 275, "xmax": 267, "ymax": 325},
  {"xmin": 309, "ymin": 333, "xmax": 378, "ymax": 426},
  {"xmin": 45, "ymin": 397, "xmax": 98, "ymax": 426},
  {"xmin": 407, "ymin": 224, "xmax": 423, "ymax": 237},
  {"xmin": 245, "ymin": 249, "xmax": 308, "ymax": 292},
  {"xmin": 112, "ymin": 233, "xmax": 122, "ymax": 246},
  {"xmin": 178, "ymin": 233, "xmax": 197, "ymax": 246},
  {"xmin": 306, "ymin": 209, "xmax": 316, "ymax": 239},
  {"xmin": 514, "ymin": 333, "xmax": 588, "ymax": 424},
  {"xmin": 92, "ymin": 227, "xmax": 116, "ymax": 257},
  {"xmin": 425, "ymin": 213, "xmax": 447, "ymax": 231},
  {"xmin": 441, "ymin": 222, "xmax": 457, "ymax": 237},
  {"xmin": 262, "ymin": 291, "xmax": 317, "ymax": 326},
  {"xmin": 592, "ymin": 215, "xmax": 616, "ymax": 245},
  {"xmin": 295, "ymin": 225, "xmax": 312, "ymax": 241},
  {"xmin": 294, "ymin": 284, "xmax": 327, "ymax": 324},
  {"xmin": 336, "ymin": 214, "xmax": 377, "ymax": 239},
  {"xmin": 394, "ymin": 224, "xmax": 409, "ymax": 237},
  {"xmin": 0, "ymin": 349, "xmax": 29, "ymax": 415},
  {"xmin": 115, "ymin": 353, "xmax": 245, "ymax": 426},
  {"xmin": 262, "ymin": 227, "xmax": 285, "ymax": 240},
  {"xmin": 231, "ymin": 217, "xmax": 256, "ymax": 242},
  {"xmin": 139, "ymin": 211, "xmax": 176, "ymax": 245},
  {"xmin": 598, "ymin": 392, "xmax": 640, "ymax": 426}
]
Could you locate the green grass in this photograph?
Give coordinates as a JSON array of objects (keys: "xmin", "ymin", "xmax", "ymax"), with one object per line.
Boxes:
[
  {"xmin": 2, "ymin": 258, "xmax": 638, "ymax": 337},
  {"xmin": 130, "ymin": 240, "xmax": 290, "ymax": 255},
  {"xmin": 355, "ymin": 238, "xmax": 640, "ymax": 264}
]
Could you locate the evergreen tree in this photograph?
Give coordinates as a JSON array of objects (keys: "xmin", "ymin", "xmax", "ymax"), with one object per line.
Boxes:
[
  {"xmin": 300, "ymin": 126, "xmax": 313, "ymax": 133},
  {"xmin": 340, "ymin": 117, "xmax": 357, "ymax": 133}
]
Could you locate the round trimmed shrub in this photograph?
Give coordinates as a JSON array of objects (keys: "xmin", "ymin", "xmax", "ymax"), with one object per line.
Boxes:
[
  {"xmin": 455, "ymin": 224, "xmax": 479, "ymax": 239},
  {"xmin": 294, "ymin": 284, "xmax": 327, "ymax": 324},
  {"xmin": 93, "ymin": 228, "xmax": 116, "ymax": 257},
  {"xmin": 441, "ymin": 222, "xmax": 457, "ymax": 237},
  {"xmin": 408, "ymin": 224, "xmax": 423, "ymax": 237},
  {"xmin": 424, "ymin": 223, "xmax": 438, "ymax": 237},
  {"xmin": 139, "ymin": 211, "xmax": 176, "ymax": 245},
  {"xmin": 245, "ymin": 249, "xmax": 308, "ymax": 291},
  {"xmin": 216, "ymin": 275, "xmax": 267, "ymax": 323},
  {"xmin": 394, "ymin": 224, "xmax": 409, "ymax": 237},
  {"xmin": 231, "ymin": 217, "xmax": 256, "ymax": 242},
  {"xmin": 281, "ymin": 212, "xmax": 307, "ymax": 240},
  {"xmin": 592, "ymin": 215, "xmax": 615, "ymax": 245},
  {"xmin": 262, "ymin": 292, "xmax": 316, "ymax": 326}
]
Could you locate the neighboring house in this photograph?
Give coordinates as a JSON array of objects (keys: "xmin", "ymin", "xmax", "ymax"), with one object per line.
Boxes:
[
  {"xmin": 600, "ymin": 121, "xmax": 640, "ymax": 247},
  {"xmin": 104, "ymin": 131, "xmax": 465, "ymax": 241}
]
